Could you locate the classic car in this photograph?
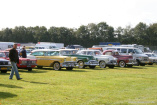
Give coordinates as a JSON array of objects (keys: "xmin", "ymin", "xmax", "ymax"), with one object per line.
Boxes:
[
  {"xmin": 0, "ymin": 51, "xmax": 37, "ymax": 71},
  {"xmin": 103, "ymin": 50, "xmax": 137, "ymax": 67},
  {"xmin": 77, "ymin": 50, "xmax": 117, "ymax": 68},
  {"xmin": 27, "ymin": 49, "xmax": 78, "ymax": 70},
  {"xmin": 59, "ymin": 49, "xmax": 99, "ymax": 69},
  {"xmin": 102, "ymin": 46, "xmax": 149, "ymax": 66},
  {"xmin": 0, "ymin": 58, "xmax": 12, "ymax": 73},
  {"xmin": 144, "ymin": 53, "xmax": 157, "ymax": 65}
]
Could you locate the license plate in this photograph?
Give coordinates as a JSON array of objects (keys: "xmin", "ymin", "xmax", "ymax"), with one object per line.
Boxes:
[
  {"xmin": 1, "ymin": 67, "xmax": 7, "ymax": 70},
  {"xmin": 27, "ymin": 66, "xmax": 31, "ymax": 67}
]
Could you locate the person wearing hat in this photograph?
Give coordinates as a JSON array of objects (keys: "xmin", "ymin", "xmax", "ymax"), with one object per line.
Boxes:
[
  {"xmin": 9, "ymin": 43, "xmax": 22, "ymax": 80},
  {"xmin": 20, "ymin": 46, "xmax": 27, "ymax": 58}
]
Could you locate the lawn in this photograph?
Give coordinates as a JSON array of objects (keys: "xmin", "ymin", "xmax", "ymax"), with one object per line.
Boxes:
[{"xmin": 0, "ymin": 65, "xmax": 157, "ymax": 105}]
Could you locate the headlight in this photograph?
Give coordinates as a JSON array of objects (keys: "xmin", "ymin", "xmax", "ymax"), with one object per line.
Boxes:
[
  {"xmin": 32, "ymin": 61, "xmax": 36, "ymax": 64},
  {"xmin": 86, "ymin": 58, "xmax": 89, "ymax": 61},
  {"xmin": 8, "ymin": 61, "xmax": 11, "ymax": 65}
]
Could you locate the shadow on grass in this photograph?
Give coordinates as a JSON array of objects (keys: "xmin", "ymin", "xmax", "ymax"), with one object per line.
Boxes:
[
  {"xmin": 0, "ymin": 92, "xmax": 17, "ymax": 99},
  {"xmin": 115, "ymin": 66, "xmax": 147, "ymax": 70},
  {"xmin": 0, "ymin": 83, "xmax": 23, "ymax": 88},
  {"xmin": 18, "ymin": 69, "xmax": 47, "ymax": 73},
  {"xmin": 21, "ymin": 80, "xmax": 49, "ymax": 84},
  {"xmin": 35, "ymin": 67, "xmax": 89, "ymax": 72}
]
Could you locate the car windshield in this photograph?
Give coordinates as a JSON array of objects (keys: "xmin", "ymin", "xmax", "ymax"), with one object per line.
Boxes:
[
  {"xmin": 152, "ymin": 54, "xmax": 157, "ymax": 57},
  {"xmin": 134, "ymin": 49, "xmax": 143, "ymax": 54},
  {"xmin": 146, "ymin": 54, "xmax": 151, "ymax": 57},
  {"xmin": 0, "ymin": 52, "xmax": 6, "ymax": 57},
  {"xmin": 60, "ymin": 50, "xmax": 78, "ymax": 55}
]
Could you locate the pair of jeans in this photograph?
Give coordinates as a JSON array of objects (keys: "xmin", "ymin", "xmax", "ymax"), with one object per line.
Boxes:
[{"xmin": 9, "ymin": 62, "xmax": 20, "ymax": 79}]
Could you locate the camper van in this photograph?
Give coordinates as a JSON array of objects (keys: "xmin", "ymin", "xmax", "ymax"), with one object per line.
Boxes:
[
  {"xmin": 0, "ymin": 42, "xmax": 14, "ymax": 50},
  {"xmin": 102, "ymin": 46, "xmax": 149, "ymax": 66}
]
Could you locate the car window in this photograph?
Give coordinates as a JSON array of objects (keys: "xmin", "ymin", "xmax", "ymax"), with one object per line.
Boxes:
[
  {"xmin": 5, "ymin": 52, "xmax": 9, "ymax": 57},
  {"xmin": 105, "ymin": 52, "xmax": 112, "ymax": 55},
  {"xmin": 78, "ymin": 51, "xmax": 86, "ymax": 55},
  {"xmin": 31, "ymin": 51, "xmax": 44, "ymax": 56},
  {"xmin": 146, "ymin": 54, "xmax": 151, "ymax": 57},
  {"xmin": 0, "ymin": 52, "xmax": 6, "ymax": 57},
  {"xmin": 60, "ymin": 51, "xmax": 72, "ymax": 55},
  {"xmin": 128, "ymin": 49, "xmax": 134, "ymax": 53},
  {"xmin": 94, "ymin": 51, "xmax": 101, "ymax": 55},
  {"xmin": 121, "ymin": 49, "xmax": 127, "ymax": 53},
  {"xmin": 87, "ymin": 51, "xmax": 93, "ymax": 56},
  {"xmin": 49, "ymin": 51, "xmax": 59, "ymax": 56}
]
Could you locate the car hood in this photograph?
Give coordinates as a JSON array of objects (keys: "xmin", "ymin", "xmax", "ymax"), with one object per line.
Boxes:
[{"xmin": 0, "ymin": 58, "xmax": 9, "ymax": 62}]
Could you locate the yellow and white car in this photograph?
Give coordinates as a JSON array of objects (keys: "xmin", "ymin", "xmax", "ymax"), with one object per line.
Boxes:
[{"xmin": 27, "ymin": 49, "xmax": 78, "ymax": 70}]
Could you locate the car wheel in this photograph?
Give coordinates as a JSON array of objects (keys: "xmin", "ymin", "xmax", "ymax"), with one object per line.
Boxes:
[
  {"xmin": 99, "ymin": 61, "xmax": 106, "ymax": 68},
  {"xmin": 119, "ymin": 61, "xmax": 126, "ymax": 67},
  {"xmin": 78, "ymin": 61, "xmax": 84, "ymax": 69},
  {"xmin": 108, "ymin": 65, "xmax": 114, "ymax": 68},
  {"xmin": 136, "ymin": 60, "xmax": 140, "ymax": 66},
  {"xmin": 89, "ymin": 66, "xmax": 96, "ymax": 69},
  {"xmin": 66, "ymin": 67, "xmax": 73, "ymax": 70},
  {"xmin": 1, "ymin": 70, "xmax": 7, "ymax": 73},
  {"xmin": 28, "ymin": 68, "xmax": 32, "ymax": 71},
  {"xmin": 53, "ymin": 62, "xmax": 61, "ymax": 70}
]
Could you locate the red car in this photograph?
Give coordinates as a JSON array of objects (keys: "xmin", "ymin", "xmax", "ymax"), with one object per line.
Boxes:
[
  {"xmin": 0, "ymin": 51, "xmax": 37, "ymax": 71},
  {"xmin": 103, "ymin": 50, "xmax": 136, "ymax": 67}
]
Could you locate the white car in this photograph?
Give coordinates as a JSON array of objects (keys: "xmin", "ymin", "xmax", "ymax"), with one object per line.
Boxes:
[
  {"xmin": 144, "ymin": 53, "xmax": 157, "ymax": 65},
  {"xmin": 77, "ymin": 50, "xmax": 117, "ymax": 68}
]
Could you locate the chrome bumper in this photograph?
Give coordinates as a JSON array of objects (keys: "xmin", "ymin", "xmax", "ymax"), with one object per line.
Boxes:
[
  {"xmin": 61, "ymin": 61, "xmax": 78, "ymax": 67},
  {"xmin": 84, "ymin": 60, "xmax": 99, "ymax": 66}
]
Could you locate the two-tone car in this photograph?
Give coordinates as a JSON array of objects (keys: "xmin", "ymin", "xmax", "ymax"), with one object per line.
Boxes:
[
  {"xmin": 77, "ymin": 50, "xmax": 117, "ymax": 68},
  {"xmin": 59, "ymin": 49, "xmax": 99, "ymax": 69},
  {"xmin": 27, "ymin": 49, "xmax": 78, "ymax": 70},
  {"xmin": 0, "ymin": 51, "xmax": 37, "ymax": 71},
  {"xmin": 0, "ymin": 58, "xmax": 12, "ymax": 73},
  {"xmin": 103, "ymin": 50, "xmax": 137, "ymax": 67}
]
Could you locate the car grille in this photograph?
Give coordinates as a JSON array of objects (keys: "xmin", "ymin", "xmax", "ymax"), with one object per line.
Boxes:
[
  {"xmin": 143, "ymin": 57, "xmax": 148, "ymax": 61},
  {"xmin": 89, "ymin": 61, "xmax": 98, "ymax": 64},
  {"xmin": 0, "ymin": 61, "xmax": 8, "ymax": 65}
]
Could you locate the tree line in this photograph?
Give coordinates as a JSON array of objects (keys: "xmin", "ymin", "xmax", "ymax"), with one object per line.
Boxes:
[{"xmin": 0, "ymin": 22, "xmax": 157, "ymax": 47}]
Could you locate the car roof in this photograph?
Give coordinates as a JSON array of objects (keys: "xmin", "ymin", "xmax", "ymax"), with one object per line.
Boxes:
[
  {"xmin": 32, "ymin": 49, "xmax": 59, "ymax": 52},
  {"xmin": 59, "ymin": 49, "xmax": 78, "ymax": 51},
  {"xmin": 80, "ymin": 50, "xmax": 101, "ymax": 52}
]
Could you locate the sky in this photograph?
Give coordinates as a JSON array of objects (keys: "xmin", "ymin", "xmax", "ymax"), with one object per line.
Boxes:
[{"xmin": 0, "ymin": 0, "xmax": 157, "ymax": 30}]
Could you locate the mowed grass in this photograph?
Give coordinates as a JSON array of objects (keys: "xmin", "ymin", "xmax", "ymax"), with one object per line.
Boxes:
[{"xmin": 0, "ymin": 65, "xmax": 157, "ymax": 105}]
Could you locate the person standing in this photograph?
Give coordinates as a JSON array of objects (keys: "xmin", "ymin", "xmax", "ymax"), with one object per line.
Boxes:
[
  {"xmin": 20, "ymin": 46, "xmax": 27, "ymax": 58},
  {"xmin": 9, "ymin": 43, "xmax": 22, "ymax": 80}
]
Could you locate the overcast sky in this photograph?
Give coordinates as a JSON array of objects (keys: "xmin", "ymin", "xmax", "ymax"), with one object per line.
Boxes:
[{"xmin": 0, "ymin": 0, "xmax": 157, "ymax": 30}]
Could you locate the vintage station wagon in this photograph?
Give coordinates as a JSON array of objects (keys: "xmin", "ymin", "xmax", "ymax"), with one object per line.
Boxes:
[
  {"xmin": 27, "ymin": 49, "xmax": 78, "ymax": 70},
  {"xmin": 59, "ymin": 49, "xmax": 99, "ymax": 69}
]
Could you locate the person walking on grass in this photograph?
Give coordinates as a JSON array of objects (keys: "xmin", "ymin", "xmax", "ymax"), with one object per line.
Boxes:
[{"xmin": 9, "ymin": 43, "xmax": 22, "ymax": 80}]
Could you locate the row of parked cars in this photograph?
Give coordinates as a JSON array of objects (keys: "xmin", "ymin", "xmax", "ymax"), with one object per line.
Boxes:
[{"xmin": 0, "ymin": 47, "xmax": 157, "ymax": 73}]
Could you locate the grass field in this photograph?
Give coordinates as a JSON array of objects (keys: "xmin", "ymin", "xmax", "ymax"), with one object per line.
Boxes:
[{"xmin": 0, "ymin": 65, "xmax": 157, "ymax": 105}]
